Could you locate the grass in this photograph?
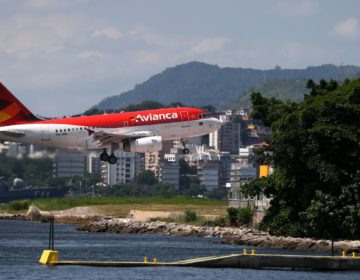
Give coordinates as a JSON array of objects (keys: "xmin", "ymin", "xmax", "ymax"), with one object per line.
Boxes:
[
  {"xmin": 0, "ymin": 200, "xmax": 31, "ymax": 213},
  {"xmin": 93, "ymin": 204, "xmax": 227, "ymax": 218},
  {"xmin": 1, "ymin": 196, "xmax": 228, "ymax": 218},
  {"xmin": 30, "ymin": 196, "xmax": 226, "ymax": 211}
]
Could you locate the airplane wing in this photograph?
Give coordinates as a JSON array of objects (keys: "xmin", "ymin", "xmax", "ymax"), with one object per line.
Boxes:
[{"xmin": 91, "ymin": 130, "xmax": 156, "ymax": 146}]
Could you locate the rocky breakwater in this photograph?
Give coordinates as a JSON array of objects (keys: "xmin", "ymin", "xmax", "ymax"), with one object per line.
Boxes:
[
  {"xmin": 0, "ymin": 213, "xmax": 26, "ymax": 220},
  {"xmin": 78, "ymin": 218, "xmax": 360, "ymax": 253}
]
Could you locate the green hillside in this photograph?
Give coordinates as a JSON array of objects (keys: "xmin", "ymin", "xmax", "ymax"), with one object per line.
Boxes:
[
  {"xmin": 95, "ymin": 62, "xmax": 360, "ymax": 110},
  {"xmin": 229, "ymin": 79, "xmax": 309, "ymax": 109}
]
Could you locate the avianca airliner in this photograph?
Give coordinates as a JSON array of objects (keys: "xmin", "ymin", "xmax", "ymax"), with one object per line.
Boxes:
[{"xmin": 0, "ymin": 83, "xmax": 222, "ymax": 164}]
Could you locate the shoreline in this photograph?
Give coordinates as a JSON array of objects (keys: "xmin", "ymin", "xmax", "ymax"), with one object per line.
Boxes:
[
  {"xmin": 78, "ymin": 217, "xmax": 360, "ymax": 254},
  {"xmin": 2, "ymin": 211, "xmax": 360, "ymax": 254}
]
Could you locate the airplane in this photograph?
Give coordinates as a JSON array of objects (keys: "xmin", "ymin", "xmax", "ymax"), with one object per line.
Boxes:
[{"xmin": 0, "ymin": 83, "xmax": 222, "ymax": 164}]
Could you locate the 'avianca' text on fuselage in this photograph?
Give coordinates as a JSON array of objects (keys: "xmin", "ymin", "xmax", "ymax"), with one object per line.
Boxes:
[
  {"xmin": 0, "ymin": 83, "xmax": 223, "ymax": 164},
  {"xmin": 136, "ymin": 112, "xmax": 178, "ymax": 122}
]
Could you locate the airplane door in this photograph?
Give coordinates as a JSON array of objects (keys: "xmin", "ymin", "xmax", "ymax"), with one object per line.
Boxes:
[
  {"xmin": 41, "ymin": 125, "xmax": 51, "ymax": 142},
  {"xmin": 180, "ymin": 111, "xmax": 189, "ymax": 121},
  {"xmin": 180, "ymin": 111, "xmax": 190, "ymax": 128}
]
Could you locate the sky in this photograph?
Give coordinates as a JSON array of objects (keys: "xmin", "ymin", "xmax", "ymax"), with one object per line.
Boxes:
[{"xmin": 0, "ymin": 0, "xmax": 359, "ymax": 117}]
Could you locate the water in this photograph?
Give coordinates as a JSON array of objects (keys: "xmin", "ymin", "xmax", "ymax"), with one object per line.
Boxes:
[{"xmin": 0, "ymin": 220, "xmax": 359, "ymax": 280}]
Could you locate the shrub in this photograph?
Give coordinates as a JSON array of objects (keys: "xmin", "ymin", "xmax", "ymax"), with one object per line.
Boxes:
[
  {"xmin": 202, "ymin": 216, "xmax": 227, "ymax": 227},
  {"xmin": 148, "ymin": 217, "xmax": 176, "ymax": 223},
  {"xmin": 237, "ymin": 207, "xmax": 253, "ymax": 226},
  {"xmin": 184, "ymin": 209, "xmax": 198, "ymax": 223},
  {"xmin": 4, "ymin": 200, "xmax": 31, "ymax": 211},
  {"xmin": 227, "ymin": 207, "xmax": 238, "ymax": 226}
]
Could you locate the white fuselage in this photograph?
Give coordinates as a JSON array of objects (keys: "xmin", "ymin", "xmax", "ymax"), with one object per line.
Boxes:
[{"xmin": 0, "ymin": 118, "xmax": 221, "ymax": 150}]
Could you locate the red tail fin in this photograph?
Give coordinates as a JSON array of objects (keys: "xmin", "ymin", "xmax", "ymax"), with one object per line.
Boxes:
[{"xmin": 0, "ymin": 83, "xmax": 39, "ymax": 126}]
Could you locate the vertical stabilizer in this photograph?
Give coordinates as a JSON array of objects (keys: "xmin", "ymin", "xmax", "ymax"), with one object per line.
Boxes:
[{"xmin": 0, "ymin": 83, "xmax": 39, "ymax": 126}]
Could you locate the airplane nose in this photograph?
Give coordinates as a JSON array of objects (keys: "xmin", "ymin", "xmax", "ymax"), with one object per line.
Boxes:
[
  {"xmin": 208, "ymin": 118, "xmax": 223, "ymax": 130},
  {"xmin": 216, "ymin": 119, "xmax": 223, "ymax": 129}
]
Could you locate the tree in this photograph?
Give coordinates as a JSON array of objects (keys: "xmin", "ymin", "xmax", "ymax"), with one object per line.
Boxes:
[
  {"xmin": 124, "ymin": 101, "xmax": 164, "ymax": 112},
  {"xmin": 83, "ymin": 107, "xmax": 103, "ymax": 116},
  {"xmin": 135, "ymin": 170, "xmax": 157, "ymax": 185},
  {"xmin": 244, "ymin": 79, "xmax": 360, "ymax": 238}
]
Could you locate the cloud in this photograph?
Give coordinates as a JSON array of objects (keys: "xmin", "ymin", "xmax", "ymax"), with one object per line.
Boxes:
[
  {"xmin": 78, "ymin": 51, "xmax": 107, "ymax": 61},
  {"xmin": 92, "ymin": 26, "xmax": 123, "ymax": 40},
  {"xmin": 273, "ymin": 1, "xmax": 319, "ymax": 17},
  {"xmin": 186, "ymin": 37, "xmax": 230, "ymax": 56},
  {"xmin": 332, "ymin": 17, "xmax": 360, "ymax": 40},
  {"xmin": 0, "ymin": 13, "xmax": 83, "ymax": 56},
  {"xmin": 25, "ymin": 0, "xmax": 88, "ymax": 11},
  {"xmin": 128, "ymin": 25, "xmax": 185, "ymax": 48}
]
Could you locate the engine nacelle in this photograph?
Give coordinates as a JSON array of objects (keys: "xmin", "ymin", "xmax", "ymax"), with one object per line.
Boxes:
[{"xmin": 123, "ymin": 136, "xmax": 163, "ymax": 153}]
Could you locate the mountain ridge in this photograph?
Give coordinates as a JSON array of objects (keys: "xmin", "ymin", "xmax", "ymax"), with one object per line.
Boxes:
[{"xmin": 95, "ymin": 61, "xmax": 360, "ymax": 110}]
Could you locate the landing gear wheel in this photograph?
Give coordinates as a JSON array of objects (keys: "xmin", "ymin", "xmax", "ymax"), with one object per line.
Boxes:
[
  {"xmin": 182, "ymin": 148, "xmax": 190, "ymax": 154},
  {"xmin": 108, "ymin": 154, "xmax": 117, "ymax": 164},
  {"xmin": 100, "ymin": 152, "xmax": 109, "ymax": 162}
]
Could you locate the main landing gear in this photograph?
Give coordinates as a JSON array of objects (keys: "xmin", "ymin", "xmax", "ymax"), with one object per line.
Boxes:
[
  {"xmin": 180, "ymin": 139, "xmax": 190, "ymax": 154},
  {"xmin": 100, "ymin": 148, "xmax": 117, "ymax": 164}
]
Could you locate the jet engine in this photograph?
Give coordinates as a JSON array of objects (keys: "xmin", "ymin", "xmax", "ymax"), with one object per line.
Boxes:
[{"xmin": 123, "ymin": 136, "xmax": 163, "ymax": 153}]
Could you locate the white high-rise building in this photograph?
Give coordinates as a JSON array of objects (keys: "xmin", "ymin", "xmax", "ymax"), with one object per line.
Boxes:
[
  {"xmin": 101, "ymin": 150, "xmax": 143, "ymax": 186},
  {"xmin": 209, "ymin": 110, "xmax": 241, "ymax": 154}
]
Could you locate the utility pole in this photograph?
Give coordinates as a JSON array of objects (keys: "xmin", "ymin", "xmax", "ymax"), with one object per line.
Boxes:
[{"xmin": 329, "ymin": 212, "xmax": 335, "ymax": 256}]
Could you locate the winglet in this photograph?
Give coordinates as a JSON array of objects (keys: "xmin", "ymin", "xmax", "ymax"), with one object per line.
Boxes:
[{"xmin": 0, "ymin": 83, "xmax": 40, "ymax": 126}]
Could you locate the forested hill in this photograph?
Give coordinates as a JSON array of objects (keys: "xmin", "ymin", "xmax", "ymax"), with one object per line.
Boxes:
[{"xmin": 95, "ymin": 62, "xmax": 360, "ymax": 110}]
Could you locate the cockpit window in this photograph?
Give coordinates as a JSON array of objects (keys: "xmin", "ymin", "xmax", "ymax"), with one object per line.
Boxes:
[{"xmin": 198, "ymin": 113, "xmax": 207, "ymax": 119}]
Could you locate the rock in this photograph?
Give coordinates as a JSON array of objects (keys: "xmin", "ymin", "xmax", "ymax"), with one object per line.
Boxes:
[
  {"xmin": 75, "ymin": 217, "xmax": 360, "ymax": 254},
  {"xmin": 26, "ymin": 205, "xmax": 44, "ymax": 220}
]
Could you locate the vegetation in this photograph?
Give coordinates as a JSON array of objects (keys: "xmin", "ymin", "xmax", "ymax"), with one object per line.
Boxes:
[
  {"xmin": 1, "ymin": 200, "xmax": 31, "ymax": 212},
  {"xmin": 30, "ymin": 196, "xmax": 226, "ymax": 211},
  {"xmin": 0, "ymin": 153, "xmax": 53, "ymax": 187},
  {"xmin": 237, "ymin": 207, "xmax": 253, "ymax": 226},
  {"xmin": 227, "ymin": 207, "xmax": 253, "ymax": 226},
  {"xmin": 95, "ymin": 61, "xmax": 360, "ymax": 110},
  {"xmin": 227, "ymin": 207, "xmax": 239, "ymax": 226},
  {"xmin": 243, "ymin": 78, "xmax": 360, "ymax": 239},
  {"xmin": 184, "ymin": 209, "xmax": 198, "ymax": 222},
  {"xmin": 203, "ymin": 216, "xmax": 227, "ymax": 227}
]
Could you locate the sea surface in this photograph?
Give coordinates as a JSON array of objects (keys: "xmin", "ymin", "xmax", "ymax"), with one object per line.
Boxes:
[{"xmin": 0, "ymin": 220, "xmax": 359, "ymax": 280}]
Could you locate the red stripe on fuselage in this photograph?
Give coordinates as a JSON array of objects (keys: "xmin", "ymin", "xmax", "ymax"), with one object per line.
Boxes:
[{"xmin": 36, "ymin": 107, "xmax": 205, "ymax": 128}]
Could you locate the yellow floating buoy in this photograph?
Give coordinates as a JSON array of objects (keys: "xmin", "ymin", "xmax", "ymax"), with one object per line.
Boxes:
[
  {"xmin": 251, "ymin": 249, "xmax": 255, "ymax": 255},
  {"xmin": 153, "ymin": 257, "xmax": 158, "ymax": 263},
  {"xmin": 352, "ymin": 252, "xmax": 357, "ymax": 258},
  {"xmin": 342, "ymin": 251, "xmax": 346, "ymax": 258},
  {"xmin": 243, "ymin": 249, "xmax": 247, "ymax": 255},
  {"xmin": 144, "ymin": 256, "xmax": 148, "ymax": 263}
]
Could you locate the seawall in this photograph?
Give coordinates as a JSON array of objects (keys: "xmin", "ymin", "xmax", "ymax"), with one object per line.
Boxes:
[{"xmin": 78, "ymin": 218, "xmax": 360, "ymax": 253}]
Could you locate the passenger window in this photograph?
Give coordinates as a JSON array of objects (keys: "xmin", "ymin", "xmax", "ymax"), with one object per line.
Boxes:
[{"xmin": 199, "ymin": 122, "xmax": 204, "ymax": 126}]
